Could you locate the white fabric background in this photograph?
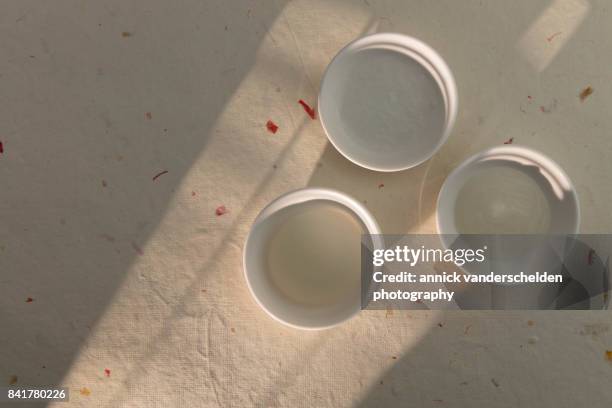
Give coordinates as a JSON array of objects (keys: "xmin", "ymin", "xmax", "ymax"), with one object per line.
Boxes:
[{"xmin": 1, "ymin": 1, "xmax": 611, "ymax": 407}]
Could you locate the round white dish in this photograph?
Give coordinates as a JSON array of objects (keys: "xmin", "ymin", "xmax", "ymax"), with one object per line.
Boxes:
[
  {"xmin": 243, "ymin": 188, "xmax": 383, "ymax": 329},
  {"xmin": 318, "ymin": 33, "xmax": 458, "ymax": 172}
]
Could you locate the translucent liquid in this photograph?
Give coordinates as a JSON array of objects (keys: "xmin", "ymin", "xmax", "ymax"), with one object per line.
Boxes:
[
  {"xmin": 454, "ymin": 165, "xmax": 552, "ymax": 234},
  {"xmin": 266, "ymin": 200, "xmax": 364, "ymax": 307},
  {"xmin": 337, "ymin": 48, "xmax": 445, "ymax": 165}
]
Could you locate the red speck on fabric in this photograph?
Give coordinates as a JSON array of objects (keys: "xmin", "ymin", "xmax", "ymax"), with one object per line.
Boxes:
[
  {"xmin": 26, "ymin": 297, "xmax": 34, "ymax": 303},
  {"xmin": 298, "ymin": 99, "xmax": 316, "ymax": 119},
  {"xmin": 503, "ymin": 137, "xmax": 514, "ymax": 144},
  {"xmin": 131, "ymin": 242, "xmax": 144, "ymax": 255},
  {"xmin": 191, "ymin": 191, "xmax": 196, "ymax": 197},
  {"xmin": 104, "ymin": 369, "xmax": 111, "ymax": 377},
  {"xmin": 546, "ymin": 32, "xmax": 562, "ymax": 42},
  {"xmin": 527, "ymin": 95, "xmax": 532, "ymax": 101},
  {"xmin": 378, "ymin": 183, "xmax": 384, "ymax": 189},
  {"xmin": 266, "ymin": 120, "xmax": 279, "ymax": 134},
  {"xmin": 0, "ymin": 141, "xmax": 3, "ymax": 153},
  {"xmin": 152, "ymin": 170, "xmax": 168, "ymax": 181},
  {"xmin": 588, "ymin": 249, "xmax": 595, "ymax": 265},
  {"xmin": 215, "ymin": 205, "xmax": 228, "ymax": 216},
  {"xmin": 145, "ymin": 112, "xmax": 152, "ymax": 120}
]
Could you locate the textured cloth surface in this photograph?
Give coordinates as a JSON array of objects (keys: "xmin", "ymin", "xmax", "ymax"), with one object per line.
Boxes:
[{"xmin": 1, "ymin": 1, "xmax": 612, "ymax": 407}]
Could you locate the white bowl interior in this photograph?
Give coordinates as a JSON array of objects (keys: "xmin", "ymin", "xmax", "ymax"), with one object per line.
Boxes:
[
  {"xmin": 437, "ymin": 146, "xmax": 580, "ymax": 238},
  {"xmin": 243, "ymin": 189, "xmax": 381, "ymax": 329},
  {"xmin": 319, "ymin": 33, "xmax": 457, "ymax": 171},
  {"xmin": 436, "ymin": 146, "xmax": 580, "ymax": 293}
]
